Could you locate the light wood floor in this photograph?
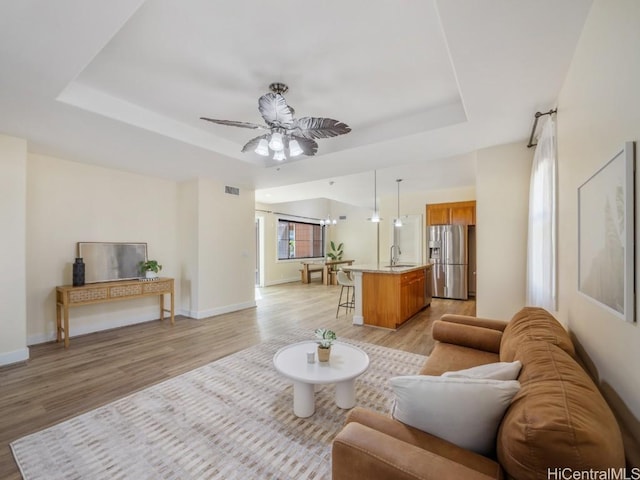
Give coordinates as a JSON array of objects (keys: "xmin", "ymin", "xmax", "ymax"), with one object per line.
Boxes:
[{"xmin": 0, "ymin": 282, "xmax": 475, "ymax": 479}]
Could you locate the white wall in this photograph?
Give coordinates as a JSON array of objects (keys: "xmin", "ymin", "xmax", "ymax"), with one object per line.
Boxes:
[
  {"xmin": 0, "ymin": 134, "xmax": 28, "ymax": 365},
  {"xmin": 26, "ymin": 153, "xmax": 179, "ymax": 344},
  {"xmin": 177, "ymin": 179, "xmax": 199, "ymax": 314},
  {"xmin": 326, "ymin": 200, "xmax": 377, "ymax": 265},
  {"xmin": 556, "ymin": 0, "xmax": 640, "ymax": 421},
  {"xmin": 476, "ymin": 142, "xmax": 533, "ymax": 320},
  {"xmin": 194, "ymin": 178, "xmax": 255, "ymax": 317},
  {"xmin": 22, "ymin": 153, "xmax": 257, "ymax": 341}
]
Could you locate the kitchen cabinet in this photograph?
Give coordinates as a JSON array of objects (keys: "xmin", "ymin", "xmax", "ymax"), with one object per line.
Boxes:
[
  {"xmin": 426, "ymin": 205, "xmax": 451, "ymax": 225},
  {"xmin": 400, "ymin": 269, "xmax": 425, "ymax": 321},
  {"xmin": 451, "ymin": 203, "xmax": 475, "ymax": 225},
  {"xmin": 361, "ymin": 266, "xmax": 430, "ymax": 329},
  {"xmin": 426, "ymin": 201, "xmax": 476, "ymax": 226}
]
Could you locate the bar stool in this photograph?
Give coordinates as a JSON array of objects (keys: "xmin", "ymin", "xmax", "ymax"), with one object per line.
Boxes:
[{"xmin": 336, "ymin": 270, "xmax": 355, "ymax": 317}]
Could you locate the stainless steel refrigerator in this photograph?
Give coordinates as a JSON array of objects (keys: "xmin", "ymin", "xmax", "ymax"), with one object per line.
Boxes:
[{"xmin": 428, "ymin": 225, "xmax": 468, "ymax": 300}]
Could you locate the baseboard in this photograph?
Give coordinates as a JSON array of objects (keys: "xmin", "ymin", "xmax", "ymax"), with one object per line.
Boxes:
[
  {"xmin": 28, "ymin": 332, "xmax": 55, "ymax": 345},
  {"xmin": 264, "ymin": 277, "xmax": 299, "ymax": 286},
  {"xmin": 26, "ymin": 301, "xmax": 258, "ymax": 346},
  {"xmin": 0, "ymin": 347, "xmax": 29, "ymax": 366},
  {"xmin": 191, "ymin": 300, "xmax": 257, "ymax": 320},
  {"xmin": 27, "ymin": 313, "xmax": 166, "ymax": 346}
]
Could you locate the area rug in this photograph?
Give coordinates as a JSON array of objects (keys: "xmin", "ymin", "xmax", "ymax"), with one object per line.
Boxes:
[{"xmin": 11, "ymin": 330, "xmax": 426, "ymax": 480}]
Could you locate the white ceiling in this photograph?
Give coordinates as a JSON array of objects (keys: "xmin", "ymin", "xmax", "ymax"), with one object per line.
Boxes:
[{"xmin": 0, "ymin": 0, "xmax": 592, "ymax": 206}]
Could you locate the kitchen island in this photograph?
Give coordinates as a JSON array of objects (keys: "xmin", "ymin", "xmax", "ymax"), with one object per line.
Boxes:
[{"xmin": 344, "ymin": 264, "xmax": 432, "ymax": 329}]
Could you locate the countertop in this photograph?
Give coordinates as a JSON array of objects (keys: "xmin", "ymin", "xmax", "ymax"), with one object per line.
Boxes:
[{"xmin": 344, "ymin": 263, "xmax": 431, "ymax": 274}]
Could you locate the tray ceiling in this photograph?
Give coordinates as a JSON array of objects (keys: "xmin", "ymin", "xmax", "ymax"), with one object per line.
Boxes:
[{"xmin": 0, "ymin": 0, "xmax": 592, "ymax": 204}]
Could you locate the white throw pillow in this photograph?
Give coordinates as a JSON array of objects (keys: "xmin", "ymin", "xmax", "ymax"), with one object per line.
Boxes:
[
  {"xmin": 389, "ymin": 376, "xmax": 520, "ymax": 455},
  {"xmin": 442, "ymin": 361, "xmax": 522, "ymax": 381}
]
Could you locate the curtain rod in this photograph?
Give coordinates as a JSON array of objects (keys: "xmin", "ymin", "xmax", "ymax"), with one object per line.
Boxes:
[{"xmin": 527, "ymin": 108, "xmax": 557, "ymax": 148}]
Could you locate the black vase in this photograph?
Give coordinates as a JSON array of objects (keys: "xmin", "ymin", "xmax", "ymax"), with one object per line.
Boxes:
[{"xmin": 72, "ymin": 257, "xmax": 85, "ymax": 286}]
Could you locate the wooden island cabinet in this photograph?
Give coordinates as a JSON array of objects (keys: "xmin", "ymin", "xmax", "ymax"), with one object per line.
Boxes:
[
  {"xmin": 400, "ymin": 268, "xmax": 428, "ymax": 321},
  {"xmin": 347, "ymin": 265, "xmax": 431, "ymax": 330}
]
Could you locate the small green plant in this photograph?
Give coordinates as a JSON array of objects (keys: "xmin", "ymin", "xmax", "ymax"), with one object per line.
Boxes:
[
  {"xmin": 315, "ymin": 328, "xmax": 337, "ymax": 349},
  {"xmin": 140, "ymin": 260, "xmax": 162, "ymax": 273},
  {"xmin": 327, "ymin": 241, "xmax": 343, "ymax": 261}
]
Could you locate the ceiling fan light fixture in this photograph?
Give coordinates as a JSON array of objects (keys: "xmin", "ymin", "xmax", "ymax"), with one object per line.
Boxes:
[
  {"xmin": 268, "ymin": 132, "xmax": 284, "ymax": 152},
  {"xmin": 289, "ymin": 139, "xmax": 303, "ymax": 157},
  {"xmin": 255, "ymin": 139, "xmax": 269, "ymax": 156},
  {"xmin": 201, "ymin": 83, "xmax": 351, "ymax": 165},
  {"xmin": 273, "ymin": 150, "xmax": 286, "ymax": 161}
]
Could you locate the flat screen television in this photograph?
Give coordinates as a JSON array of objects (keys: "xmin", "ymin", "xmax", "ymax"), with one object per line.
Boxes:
[{"xmin": 77, "ymin": 242, "xmax": 148, "ymax": 283}]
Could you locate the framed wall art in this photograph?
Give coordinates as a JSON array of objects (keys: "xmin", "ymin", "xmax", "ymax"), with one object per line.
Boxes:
[{"xmin": 578, "ymin": 141, "xmax": 635, "ymax": 322}]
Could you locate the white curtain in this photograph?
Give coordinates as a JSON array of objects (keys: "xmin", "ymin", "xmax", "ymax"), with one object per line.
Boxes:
[{"xmin": 526, "ymin": 117, "xmax": 557, "ymax": 310}]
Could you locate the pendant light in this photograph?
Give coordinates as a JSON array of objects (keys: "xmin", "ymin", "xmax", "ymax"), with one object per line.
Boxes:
[
  {"xmin": 393, "ymin": 179, "xmax": 403, "ymax": 227},
  {"xmin": 369, "ymin": 170, "xmax": 381, "ymax": 222}
]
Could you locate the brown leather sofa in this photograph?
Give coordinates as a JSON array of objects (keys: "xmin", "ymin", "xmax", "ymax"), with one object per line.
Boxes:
[{"xmin": 332, "ymin": 307, "xmax": 625, "ymax": 479}]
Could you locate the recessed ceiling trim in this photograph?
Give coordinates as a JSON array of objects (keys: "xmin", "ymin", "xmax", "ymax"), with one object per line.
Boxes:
[
  {"xmin": 333, "ymin": 100, "xmax": 467, "ymax": 152},
  {"xmin": 57, "ymin": 81, "xmax": 254, "ymax": 162}
]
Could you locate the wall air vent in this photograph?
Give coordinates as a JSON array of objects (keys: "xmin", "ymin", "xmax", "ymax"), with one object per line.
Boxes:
[
  {"xmin": 339, "ymin": 215, "xmax": 347, "ymax": 220},
  {"xmin": 225, "ymin": 186, "xmax": 240, "ymax": 196}
]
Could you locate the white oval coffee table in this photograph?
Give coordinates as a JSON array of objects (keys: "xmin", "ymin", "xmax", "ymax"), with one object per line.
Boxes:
[{"xmin": 273, "ymin": 341, "xmax": 370, "ymax": 418}]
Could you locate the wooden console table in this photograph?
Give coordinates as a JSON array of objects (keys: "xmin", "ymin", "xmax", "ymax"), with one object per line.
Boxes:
[{"xmin": 55, "ymin": 277, "xmax": 175, "ymax": 348}]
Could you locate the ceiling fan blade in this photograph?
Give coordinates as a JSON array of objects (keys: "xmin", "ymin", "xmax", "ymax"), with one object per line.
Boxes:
[
  {"xmin": 241, "ymin": 134, "xmax": 269, "ymax": 153},
  {"xmin": 292, "ymin": 117, "xmax": 351, "ymax": 139},
  {"xmin": 290, "ymin": 135, "xmax": 318, "ymax": 156},
  {"xmin": 258, "ymin": 93, "xmax": 294, "ymax": 128},
  {"xmin": 200, "ymin": 117, "xmax": 266, "ymax": 130}
]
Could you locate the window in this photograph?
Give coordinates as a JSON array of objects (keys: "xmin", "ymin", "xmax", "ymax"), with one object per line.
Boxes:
[{"xmin": 277, "ymin": 219, "xmax": 324, "ymax": 260}]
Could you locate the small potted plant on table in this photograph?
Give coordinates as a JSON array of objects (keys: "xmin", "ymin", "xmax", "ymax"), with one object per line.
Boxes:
[
  {"xmin": 140, "ymin": 259, "xmax": 162, "ymax": 279},
  {"xmin": 315, "ymin": 328, "xmax": 337, "ymax": 362}
]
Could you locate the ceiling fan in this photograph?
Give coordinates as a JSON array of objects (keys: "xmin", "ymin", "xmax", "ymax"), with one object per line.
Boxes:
[{"xmin": 200, "ymin": 83, "xmax": 351, "ymax": 162}]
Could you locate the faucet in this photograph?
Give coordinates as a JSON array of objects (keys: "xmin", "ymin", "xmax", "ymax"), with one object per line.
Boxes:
[{"xmin": 390, "ymin": 245, "xmax": 401, "ymax": 266}]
